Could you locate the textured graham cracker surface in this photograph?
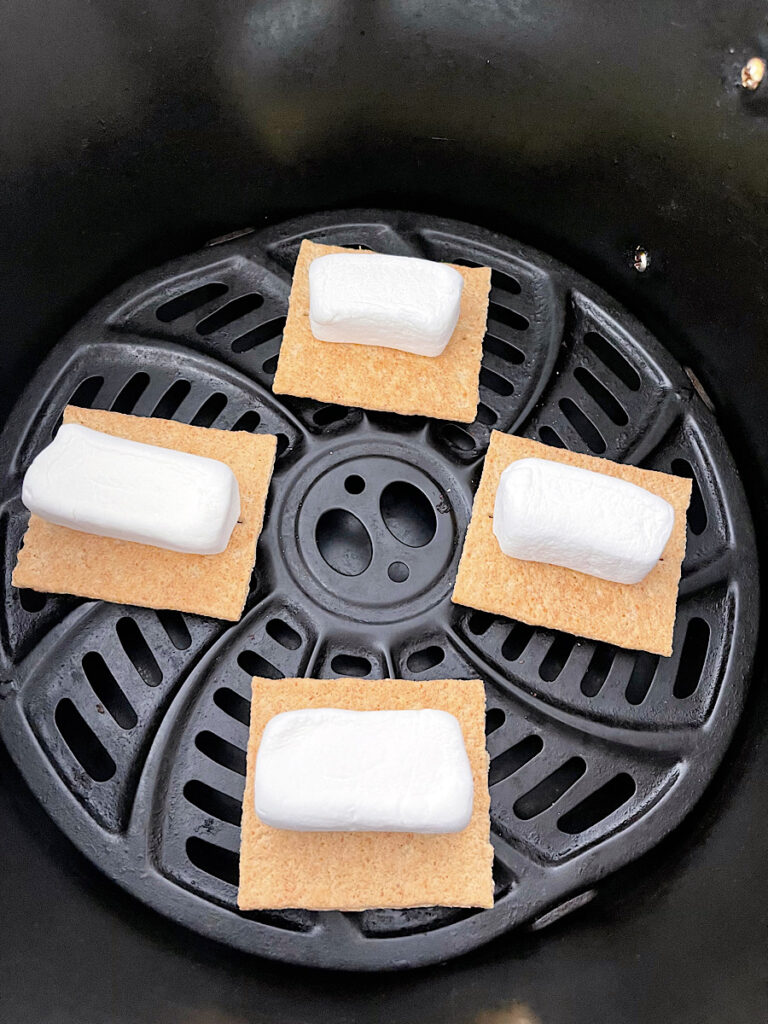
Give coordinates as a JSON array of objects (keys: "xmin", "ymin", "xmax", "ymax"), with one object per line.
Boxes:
[
  {"xmin": 12, "ymin": 407, "xmax": 277, "ymax": 621},
  {"xmin": 238, "ymin": 677, "xmax": 494, "ymax": 911},
  {"xmin": 452, "ymin": 432, "xmax": 692, "ymax": 657},
  {"xmin": 272, "ymin": 240, "xmax": 491, "ymax": 422}
]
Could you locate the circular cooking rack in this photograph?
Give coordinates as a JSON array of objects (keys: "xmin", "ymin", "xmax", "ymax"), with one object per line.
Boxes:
[{"xmin": 0, "ymin": 211, "xmax": 758, "ymax": 970}]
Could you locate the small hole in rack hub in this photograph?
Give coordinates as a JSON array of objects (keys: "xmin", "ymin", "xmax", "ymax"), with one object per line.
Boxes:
[
  {"xmin": 388, "ymin": 561, "xmax": 409, "ymax": 582},
  {"xmin": 345, "ymin": 474, "xmax": 365, "ymax": 494}
]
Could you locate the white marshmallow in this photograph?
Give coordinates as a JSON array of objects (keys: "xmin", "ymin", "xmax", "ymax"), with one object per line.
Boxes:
[
  {"xmin": 22, "ymin": 423, "xmax": 241, "ymax": 555},
  {"xmin": 253, "ymin": 708, "xmax": 474, "ymax": 833},
  {"xmin": 493, "ymin": 457, "xmax": 675, "ymax": 584},
  {"xmin": 308, "ymin": 252, "xmax": 464, "ymax": 357}
]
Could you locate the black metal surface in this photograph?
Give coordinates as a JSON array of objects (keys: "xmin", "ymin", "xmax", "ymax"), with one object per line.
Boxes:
[{"xmin": 0, "ymin": 211, "xmax": 757, "ymax": 970}]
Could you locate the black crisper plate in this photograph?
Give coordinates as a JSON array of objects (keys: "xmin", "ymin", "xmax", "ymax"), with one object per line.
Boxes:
[{"xmin": 0, "ymin": 211, "xmax": 758, "ymax": 970}]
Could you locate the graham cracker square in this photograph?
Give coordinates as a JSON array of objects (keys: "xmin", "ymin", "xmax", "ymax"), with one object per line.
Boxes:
[
  {"xmin": 452, "ymin": 432, "xmax": 692, "ymax": 657},
  {"xmin": 238, "ymin": 677, "xmax": 494, "ymax": 911},
  {"xmin": 272, "ymin": 240, "xmax": 492, "ymax": 423},
  {"xmin": 12, "ymin": 407, "xmax": 277, "ymax": 621}
]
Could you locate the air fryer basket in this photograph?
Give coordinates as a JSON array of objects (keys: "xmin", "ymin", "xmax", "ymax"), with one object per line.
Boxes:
[
  {"xmin": 0, "ymin": 211, "xmax": 757, "ymax": 970},
  {"xmin": 3, "ymin": 0, "xmax": 768, "ymax": 1017}
]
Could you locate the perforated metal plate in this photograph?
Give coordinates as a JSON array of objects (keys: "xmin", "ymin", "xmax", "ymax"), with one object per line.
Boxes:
[{"xmin": 0, "ymin": 211, "xmax": 758, "ymax": 970}]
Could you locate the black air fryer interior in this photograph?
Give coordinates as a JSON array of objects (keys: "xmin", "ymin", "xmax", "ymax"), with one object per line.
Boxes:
[
  {"xmin": 1, "ymin": 1, "xmax": 767, "ymax": 1021},
  {"xmin": 0, "ymin": 211, "xmax": 758, "ymax": 970}
]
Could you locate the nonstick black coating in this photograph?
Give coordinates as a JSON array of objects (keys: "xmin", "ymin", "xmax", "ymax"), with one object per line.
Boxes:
[{"xmin": 0, "ymin": 211, "xmax": 758, "ymax": 970}]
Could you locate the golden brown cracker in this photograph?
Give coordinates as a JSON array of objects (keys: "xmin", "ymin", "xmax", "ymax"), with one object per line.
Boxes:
[
  {"xmin": 272, "ymin": 240, "xmax": 491, "ymax": 423},
  {"xmin": 12, "ymin": 407, "xmax": 277, "ymax": 621},
  {"xmin": 452, "ymin": 432, "xmax": 692, "ymax": 656},
  {"xmin": 238, "ymin": 677, "xmax": 494, "ymax": 911}
]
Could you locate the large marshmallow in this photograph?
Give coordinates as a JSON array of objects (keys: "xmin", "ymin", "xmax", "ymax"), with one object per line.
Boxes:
[
  {"xmin": 253, "ymin": 708, "xmax": 474, "ymax": 833},
  {"xmin": 493, "ymin": 457, "xmax": 675, "ymax": 584},
  {"xmin": 308, "ymin": 252, "xmax": 464, "ymax": 357},
  {"xmin": 22, "ymin": 423, "xmax": 241, "ymax": 555}
]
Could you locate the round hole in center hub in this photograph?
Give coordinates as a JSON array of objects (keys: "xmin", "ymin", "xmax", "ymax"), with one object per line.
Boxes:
[
  {"xmin": 380, "ymin": 481, "xmax": 437, "ymax": 547},
  {"xmin": 315, "ymin": 508, "xmax": 373, "ymax": 577},
  {"xmin": 344, "ymin": 474, "xmax": 365, "ymax": 494},
  {"xmin": 388, "ymin": 561, "xmax": 409, "ymax": 583}
]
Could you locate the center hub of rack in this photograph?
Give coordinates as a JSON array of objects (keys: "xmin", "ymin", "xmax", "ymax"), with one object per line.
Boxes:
[{"xmin": 278, "ymin": 437, "xmax": 471, "ymax": 625}]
